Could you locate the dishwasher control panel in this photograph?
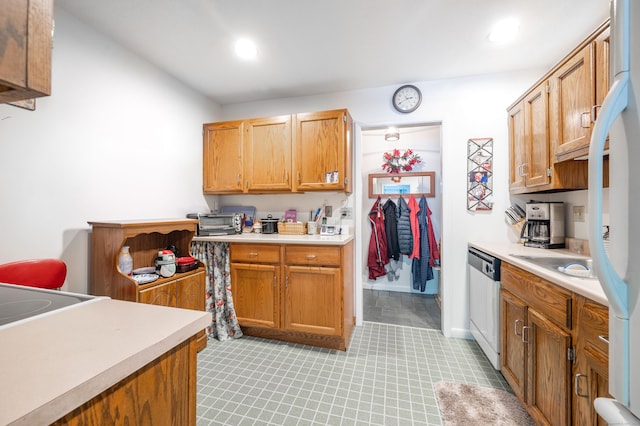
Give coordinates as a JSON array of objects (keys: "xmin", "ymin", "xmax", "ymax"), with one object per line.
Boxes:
[{"xmin": 468, "ymin": 247, "xmax": 501, "ymax": 281}]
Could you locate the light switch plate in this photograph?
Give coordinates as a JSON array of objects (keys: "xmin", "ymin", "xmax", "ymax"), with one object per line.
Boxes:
[{"xmin": 573, "ymin": 206, "xmax": 585, "ymax": 222}]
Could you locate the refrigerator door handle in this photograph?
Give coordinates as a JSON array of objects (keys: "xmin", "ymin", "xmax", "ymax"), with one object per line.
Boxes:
[{"xmin": 587, "ymin": 0, "xmax": 631, "ymax": 408}]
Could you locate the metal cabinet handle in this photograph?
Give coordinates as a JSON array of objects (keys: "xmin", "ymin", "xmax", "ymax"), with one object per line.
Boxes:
[
  {"xmin": 598, "ymin": 335, "xmax": 609, "ymax": 344},
  {"xmin": 273, "ymin": 275, "xmax": 277, "ymax": 288},
  {"xmin": 248, "ymin": 252, "xmax": 258, "ymax": 256},
  {"xmin": 591, "ymin": 105, "xmax": 602, "ymax": 122},
  {"xmin": 521, "ymin": 163, "xmax": 528, "ymax": 177},
  {"xmin": 521, "ymin": 325, "xmax": 530, "ymax": 343},
  {"xmin": 305, "ymin": 254, "xmax": 317, "ymax": 260},
  {"xmin": 285, "ymin": 276, "xmax": 289, "ymax": 288},
  {"xmin": 574, "ymin": 373, "xmax": 589, "ymax": 397},
  {"xmin": 285, "ymin": 171, "xmax": 289, "ymax": 183},
  {"xmin": 514, "ymin": 319, "xmax": 523, "ymax": 336},
  {"xmin": 581, "ymin": 111, "xmax": 592, "ymax": 128},
  {"xmin": 237, "ymin": 173, "xmax": 241, "ymax": 185},
  {"xmin": 297, "ymin": 171, "xmax": 301, "ymax": 184}
]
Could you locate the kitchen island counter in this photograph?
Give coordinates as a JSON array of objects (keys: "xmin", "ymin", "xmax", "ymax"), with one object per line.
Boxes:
[
  {"xmin": 0, "ymin": 297, "xmax": 210, "ymax": 425},
  {"xmin": 194, "ymin": 232, "xmax": 353, "ymax": 245},
  {"xmin": 469, "ymin": 241, "xmax": 608, "ymax": 306}
]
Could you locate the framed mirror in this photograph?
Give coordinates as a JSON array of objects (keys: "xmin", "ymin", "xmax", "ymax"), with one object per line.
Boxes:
[{"xmin": 368, "ymin": 171, "xmax": 435, "ymax": 199}]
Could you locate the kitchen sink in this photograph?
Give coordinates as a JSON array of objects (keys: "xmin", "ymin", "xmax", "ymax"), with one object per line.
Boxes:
[{"xmin": 509, "ymin": 254, "xmax": 595, "ymax": 278}]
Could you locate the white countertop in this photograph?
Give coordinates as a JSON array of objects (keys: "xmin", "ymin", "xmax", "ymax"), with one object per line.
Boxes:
[
  {"xmin": 469, "ymin": 241, "xmax": 608, "ymax": 306},
  {"xmin": 0, "ymin": 297, "xmax": 210, "ymax": 425},
  {"xmin": 194, "ymin": 232, "xmax": 354, "ymax": 245}
]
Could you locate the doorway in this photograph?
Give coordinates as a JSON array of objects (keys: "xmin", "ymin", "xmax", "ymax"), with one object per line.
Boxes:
[{"xmin": 359, "ymin": 124, "xmax": 443, "ymax": 330}]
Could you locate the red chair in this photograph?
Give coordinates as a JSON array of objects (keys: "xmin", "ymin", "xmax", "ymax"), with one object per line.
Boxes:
[{"xmin": 0, "ymin": 259, "xmax": 67, "ymax": 290}]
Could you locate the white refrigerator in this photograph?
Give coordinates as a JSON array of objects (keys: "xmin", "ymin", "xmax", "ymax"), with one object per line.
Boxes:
[{"xmin": 588, "ymin": 0, "xmax": 640, "ymax": 423}]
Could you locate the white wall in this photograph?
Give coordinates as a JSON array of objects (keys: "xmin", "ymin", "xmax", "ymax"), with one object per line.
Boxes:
[
  {"xmin": 222, "ymin": 69, "xmax": 544, "ymax": 338},
  {"xmin": 0, "ymin": 6, "xmax": 546, "ymax": 338},
  {"xmin": 0, "ymin": 8, "xmax": 220, "ymax": 293}
]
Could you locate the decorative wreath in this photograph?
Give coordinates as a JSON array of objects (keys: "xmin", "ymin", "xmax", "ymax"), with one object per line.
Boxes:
[{"xmin": 381, "ymin": 149, "xmax": 422, "ymax": 174}]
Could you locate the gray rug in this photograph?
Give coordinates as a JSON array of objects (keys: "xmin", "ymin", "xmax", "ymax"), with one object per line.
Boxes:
[{"xmin": 435, "ymin": 381, "xmax": 535, "ymax": 425}]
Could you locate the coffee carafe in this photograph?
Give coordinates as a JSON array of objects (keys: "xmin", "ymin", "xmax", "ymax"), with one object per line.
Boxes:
[{"xmin": 520, "ymin": 202, "xmax": 565, "ymax": 249}]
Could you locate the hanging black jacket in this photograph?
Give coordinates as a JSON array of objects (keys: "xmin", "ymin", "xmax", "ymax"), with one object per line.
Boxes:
[
  {"xmin": 383, "ymin": 199, "xmax": 400, "ymax": 261},
  {"xmin": 396, "ymin": 196, "xmax": 413, "ymax": 255}
]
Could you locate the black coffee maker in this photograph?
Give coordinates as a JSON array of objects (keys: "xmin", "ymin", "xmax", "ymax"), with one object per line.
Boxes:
[{"xmin": 520, "ymin": 202, "xmax": 565, "ymax": 249}]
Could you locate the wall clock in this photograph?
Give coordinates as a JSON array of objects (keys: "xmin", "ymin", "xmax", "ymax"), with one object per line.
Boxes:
[{"xmin": 392, "ymin": 84, "xmax": 422, "ymax": 113}]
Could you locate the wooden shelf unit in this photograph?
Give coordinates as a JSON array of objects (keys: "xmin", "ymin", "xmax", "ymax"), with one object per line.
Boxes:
[{"xmin": 88, "ymin": 219, "xmax": 208, "ymax": 350}]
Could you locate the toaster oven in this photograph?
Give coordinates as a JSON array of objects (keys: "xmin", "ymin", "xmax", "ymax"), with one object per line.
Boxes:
[{"xmin": 186, "ymin": 213, "xmax": 241, "ymax": 236}]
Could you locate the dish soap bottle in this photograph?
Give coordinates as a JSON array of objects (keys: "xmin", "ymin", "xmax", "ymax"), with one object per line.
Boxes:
[{"xmin": 118, "ymin": 246, "xmax": 133, "ymax": 276}]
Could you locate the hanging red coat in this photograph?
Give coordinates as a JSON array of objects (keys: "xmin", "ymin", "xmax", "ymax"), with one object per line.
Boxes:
[
  {"xmin": 426, "ymin": 203, "xmax": 440, "ymax": 267},
  {"xmin": 367, "ymin": 197, "xmax": 388, "ymax": 280}
]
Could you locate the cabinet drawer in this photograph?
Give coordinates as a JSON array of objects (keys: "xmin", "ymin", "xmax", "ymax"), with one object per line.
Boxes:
[
  {"xmin": 581, "ymin": 300, "xmax": 609, "ymax": 355},
  {"xmin": 285, "ymin": 246, "xmax": 341, "ymax": 266},
  {"xmin": 501, "ymin": 262, "xmax": 572, "ymax": 329},
  {"xmin": 231, "ymin": 244, "xmax": 280, "ymax": 263}
]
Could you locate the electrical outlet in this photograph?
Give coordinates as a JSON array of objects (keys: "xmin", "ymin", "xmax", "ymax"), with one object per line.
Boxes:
[
  {"xmin": 325, "ymin": 206, "xmax": 332, "ymax": 217},
  {"xmin": 340, "ymin": 207, "xmax": 352, "ymax": 219},
  {"xmin": 573, "ymin": 206, "xmax": 585, "ymax": 222}
]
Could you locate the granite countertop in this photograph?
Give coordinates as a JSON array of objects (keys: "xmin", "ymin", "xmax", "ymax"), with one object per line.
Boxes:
[
  {"xmin": 194, "ymin": 232, "xmax": 354, "ymax": 245},
  {"xmin": 469, "ymin": 241, "xmax": 608, "ymax": 306},
  {"xmin": 0, "ymin": 298, "xmax": 210, "ymax": 425}
]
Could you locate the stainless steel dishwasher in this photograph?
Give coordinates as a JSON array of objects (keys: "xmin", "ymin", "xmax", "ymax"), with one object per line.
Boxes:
[{"xmin": 468, "ymin": 247, "xmax": 501, "ymax": 370}]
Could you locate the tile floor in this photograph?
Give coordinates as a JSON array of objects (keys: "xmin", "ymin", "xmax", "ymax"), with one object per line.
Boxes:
[
  {"xmin": 196, "ymin": 320, "xmax": 510, "ymax": 425},
  {"xmin": 362, "ymin": 289, "xmax": 441, "ymax": 330}
]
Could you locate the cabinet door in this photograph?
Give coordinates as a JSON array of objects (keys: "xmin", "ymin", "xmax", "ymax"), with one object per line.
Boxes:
[
  {"xmin": 176, "ymin": 271, "xmax": 205, "ymax": 311},
  {"xmin": 500, "ymin": 289, "xmax": 528, "ymax": 402},
  {"xmin": 0, "ymin": 0, "xmax": 53, "ymax": 103},
  {"xmin": 294, "ymin": 109, "xmax": 351, "ymax": 192},
  {"xmin": 551, "ymin": 44, "xmax": 595, "ymax": 162},
  {"xmin": 508, "ymin": 101, "xmax": 527, "ymax": 192},
  {"xmin": 203, "ymin": 121, "xmax": 245, "ymax": 193},
  {"xmin": 527, "ymin": 308, "xmax": 572, "ymax": 426},
  {"xmin": 231, "ymin": 263, "xmax": 279, "ymax": 328},
  {"xmin": 245, "ymin": 115, "xmax": 292, "ymax": 192},
  {"xmin": 139, "ymin": 280, "xmax": 177, "ymax": 307},
  {"xmin": 524, "ymin": 83, "xmax": 551, "ymax": 188},
  {"xmin": 284, "ymin": 265, "xmax": 341, "ymax": 336}
]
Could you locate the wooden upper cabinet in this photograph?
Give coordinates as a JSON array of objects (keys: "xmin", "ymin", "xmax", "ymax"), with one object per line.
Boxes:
[
  {"xmin": 507, "ymin": 21, "xmax": 609, "ymax": 194},
  {"xmin": 293, "ymin": 109, "xmax": 353, "ymax": 193},
  {"xmin": 524, "ymin": 82, "xmax": 551, "ymax": 188},
  {"xmin": 551, "ymin": 43, "xmax": 595, "ymax": 162},
  {"xmin": 508, "ymin": 83, "xmax": 551, "ymax": 192},
  {"xmin": 0, "ymin": 0, "xmax": 53, "ymax": 103},
  {"xmin": 508, "ymin": 101, "xmax": 527, "ymax": 191},
  {"xmin": 245, "ymin": 115, "xmax": 292, "ymax": 192},
  {"xmin": 202, "ymin": 109, "xmax": 352, "ymax": 194},
  {"xmin": 203, "ymin": 121, "xmax": 244, "ymax": 193}
]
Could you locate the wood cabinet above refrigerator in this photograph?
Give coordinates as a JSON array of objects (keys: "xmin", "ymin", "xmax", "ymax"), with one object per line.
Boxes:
[{"xmin": 0, "ymin": 0, "xmax": 53, "ymax": 104}]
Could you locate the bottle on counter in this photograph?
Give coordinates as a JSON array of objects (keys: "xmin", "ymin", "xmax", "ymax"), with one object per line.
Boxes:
[{"xmin": 118, "ymin": 246, "xmax": 133, "ymax": 276}]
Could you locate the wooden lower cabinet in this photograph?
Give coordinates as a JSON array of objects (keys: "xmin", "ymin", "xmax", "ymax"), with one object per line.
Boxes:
[
  {"xmin": 500, "ymin": 289, "xmax": 528, "ymax": 402},
  {"xmin": 573, "ymin": 295, "xmax": 610, "ymax": 426},
  {"xmin": 231, "ymin": 263, "xmax": 280, "ymax": 328},
  {"xmin": 230, "ymin": 241, "xmax": 354, "ymax": 350},
  {"xmin": 527, "ymin": 308, "xmax": 572, "ymax": 425},
  {"xmin": 501, "ymin": 262, "xmax": 611, "ymax": 426},
  {"xmin": 501, "ymin": 262, "xmax": 573, "ymax": 426},
  {"xmin": 52, "ymin": 334, "xmax": 199, "ymax": 425},
  {"xmin": 284, "ymin": 265, "xmax": 341, "ymax": 336}
]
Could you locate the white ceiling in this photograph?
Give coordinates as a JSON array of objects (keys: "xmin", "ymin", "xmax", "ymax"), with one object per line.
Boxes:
[{"xmin": 56, "ymin": 0, "xmax": 610, "ymax": 105}]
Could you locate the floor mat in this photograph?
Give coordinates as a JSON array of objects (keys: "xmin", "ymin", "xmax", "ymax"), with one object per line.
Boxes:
[{"xmin": 435, "ymin": 381, "xmax": 534, "ymax": 425}]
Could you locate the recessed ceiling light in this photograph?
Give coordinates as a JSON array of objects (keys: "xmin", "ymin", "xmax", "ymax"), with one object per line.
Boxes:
[
  {"xmin": 235, "ymin": 38, "xmax": 258, "ymax": 60},
  {"xmin": 488, "ymin": 18, "xmax": 520, "ymax": 43}
]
